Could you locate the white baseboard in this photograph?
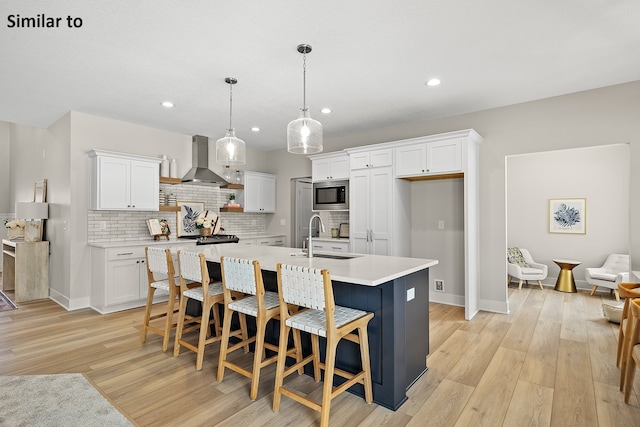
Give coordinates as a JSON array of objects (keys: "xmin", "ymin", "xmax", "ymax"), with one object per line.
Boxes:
[
  {"xmin": 429, "ymin": 292, "xmax": 464, "ymax": 307},
  {"xmin": 48, "ymin": 289, "xmax": 91, "ymax": 311}
]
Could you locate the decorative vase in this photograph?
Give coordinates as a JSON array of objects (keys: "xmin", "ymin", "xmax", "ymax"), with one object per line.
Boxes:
[
  {"xmin": 160, "ymin": 155, "xmax": 169, "ymax": 177},
  {"xmin": 200, "ymin": 227, "xmax": 213, "ymax": 237},
  {"xmin": 170, "ymin": 158, "xmax": 178, "ymax": 178}
]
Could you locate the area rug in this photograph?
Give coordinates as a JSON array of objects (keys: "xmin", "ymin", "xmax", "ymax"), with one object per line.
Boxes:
[
  {"xmin": 0, "ymin": 290, "xmax": 16, "ymax": 312},
  {"xmin": 0, "ymin": 374, "xmax": 133, "ymax": 426}
]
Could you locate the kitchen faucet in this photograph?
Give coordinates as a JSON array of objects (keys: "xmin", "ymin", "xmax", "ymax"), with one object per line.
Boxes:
[{"xmin": 308, "ymin": 214, "xmax": 325, "ymax": 258}]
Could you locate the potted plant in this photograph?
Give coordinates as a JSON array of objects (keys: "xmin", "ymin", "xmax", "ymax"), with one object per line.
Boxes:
[{"xmin": 195, "ymin": 211, "xmax": 217, "ymax": 236}]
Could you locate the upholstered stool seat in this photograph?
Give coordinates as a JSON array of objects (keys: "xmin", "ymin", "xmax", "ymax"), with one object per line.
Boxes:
[
  {"xmin": 286, "ymin": 305, "xmax": 369, "ymax": 337},
  {"xmin": 228, "ymin": 291, "xmax": 280, "ymax": 317},
  {"xmin": 183, "ymin": 283, "xmax": 224, "ymax": 301}
]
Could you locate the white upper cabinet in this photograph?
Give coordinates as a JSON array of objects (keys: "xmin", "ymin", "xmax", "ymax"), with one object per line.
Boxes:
[
  {"xmin": 395, "ymin": 138, "xmax": 463, "ymax": 177},
  {"xmin": 349, "ymin": 148, "xmax": 393, "ymax": 170},
  {"xmin": 243, "ymin": 171, "xmax": 276, "ymax": 213},
  {"xmin": 88, "ymin": 150, "xmax": 160, "ymax": 211},
  {"xmin": 310, "ymin": 152, "xmax": 350, "ymax": 181}
]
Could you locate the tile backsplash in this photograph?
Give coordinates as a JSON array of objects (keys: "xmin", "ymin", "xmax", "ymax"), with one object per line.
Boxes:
[
  {"xmin": 317, "ymin": 211, "xmax": 349, "ymax": 238},
  {"xmin": 87, "ymin": 184, "xmax": 268, "ymax": 243}
]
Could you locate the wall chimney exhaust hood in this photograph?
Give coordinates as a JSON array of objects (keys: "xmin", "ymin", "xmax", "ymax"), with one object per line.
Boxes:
[{"xmin": 182, "ymin": 135, "xmax": 228, "ymax": 186}]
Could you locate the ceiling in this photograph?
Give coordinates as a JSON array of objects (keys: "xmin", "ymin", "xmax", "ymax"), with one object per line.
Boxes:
[{"xmin": 2, "ymin": 1, "xmax": 639, "ymax": 152}]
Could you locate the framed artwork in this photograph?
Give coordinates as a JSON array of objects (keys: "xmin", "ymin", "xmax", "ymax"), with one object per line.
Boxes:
[
  {"xmin": 32, "ymin": 179, "xmax": 47, "ymax": 241},
  {"xmin": 34, "ymin": 179, "xmax": 47, "ymax": 202},
  {"xmin": 549, "ymin": 198, "xmax": 586, "ymax": 234},
  {"xmin": 176, "ymin": 201, "xmax": 204, "ymax": 237}
]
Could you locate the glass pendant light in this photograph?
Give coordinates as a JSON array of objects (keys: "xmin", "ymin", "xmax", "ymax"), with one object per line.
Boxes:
[
  {"xmin": 287, "ymin": 44, "xmax": 323, "ymax": 154},
  {"xmin": 216, "ymin": 77, "xmax": 246, "ymax": 165}
]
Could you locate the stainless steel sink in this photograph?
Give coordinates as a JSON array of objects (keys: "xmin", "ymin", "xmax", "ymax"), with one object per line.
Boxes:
[
  {"xmin": 311, "ymin": 253, "xmax": 360, "ymax": 260},
  {"xmin": 289, "ymin": 252, "xmax": 361, "ymax": 260}
]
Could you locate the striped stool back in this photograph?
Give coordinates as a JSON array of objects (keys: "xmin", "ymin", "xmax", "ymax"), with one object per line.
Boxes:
[
  {"xmin": 146, "ymin": 247, "xmax": 170, "ymax": 275},
  {"xmin": 178, "ymin": 250, "xmax": 206, "ymax": 283},
  {"xmin": 221, "ymin": 257, "xmax": 258, "ymax": 295},
  {"xmin": 277, "ymin": 264, "xmax": 327, "ymax": 310}
]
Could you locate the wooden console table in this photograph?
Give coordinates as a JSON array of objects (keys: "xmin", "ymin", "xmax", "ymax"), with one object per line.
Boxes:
[{"xmin": 2, "ymin": 239, "xmax": 49, "ymax": 302}]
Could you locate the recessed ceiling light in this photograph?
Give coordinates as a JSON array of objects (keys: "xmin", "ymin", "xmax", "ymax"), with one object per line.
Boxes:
[
  {"xmin": 161, "ymin": 101, "xmax": 174, "ymax": 108},
  {"xmin": 251, "ymin": 127, "xmax": 260, "ymax": 132},
  {"xmin": 426, "ymin": 78, "xmax": 440, "ymax": 87},
  {"xmin": 320, "ymin": 108, "xmax": 332, "ymax": 114}
]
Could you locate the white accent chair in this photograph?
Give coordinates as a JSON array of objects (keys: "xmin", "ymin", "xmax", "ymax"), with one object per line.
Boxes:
[
  {"xmin": 585, "ymin": 253, "xmax": 629, "ymax": 301},
  {"xmin": 507, "ymin": 248, "xmax": 548, "ymax": 290}
]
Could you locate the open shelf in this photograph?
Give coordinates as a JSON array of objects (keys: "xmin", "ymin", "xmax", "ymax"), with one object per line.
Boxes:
[
  {"xmin": 219, "ymin": 206, "xmax": 244, "ymax": 213},
  {"xmin": 159, "ymin": 177, "xmax": 182, "ymax": 185},
  {"xmin": 159, "ymin": 205, "xmax": 180, "ymax": 212},
  {"xmin": 221, "ymin": 183, "xmax": 244, "ymax": 190}
]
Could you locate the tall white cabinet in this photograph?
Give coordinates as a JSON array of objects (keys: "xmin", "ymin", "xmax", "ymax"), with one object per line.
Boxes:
[{"xmin": 346, "ymin": 148, "xmax": 410, "ymax": 257}]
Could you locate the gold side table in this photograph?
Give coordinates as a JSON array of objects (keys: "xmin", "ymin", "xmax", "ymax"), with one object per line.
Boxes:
[{"xmin": 553, "ymin": 259, "xmax": 580, "ymax": 293}]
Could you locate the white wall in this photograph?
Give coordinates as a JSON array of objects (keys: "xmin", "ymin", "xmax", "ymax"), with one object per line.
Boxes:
[
  {"xmin": 507, "ymin": 144, "xmax": 630, "ymax": 289},
  {"xmin": 411, "ymin": 178, "xmax": 465, "ymax": 303},
  {"xmin": 0, "ymin": 121, "xmax": 10, "ymax": 212}
]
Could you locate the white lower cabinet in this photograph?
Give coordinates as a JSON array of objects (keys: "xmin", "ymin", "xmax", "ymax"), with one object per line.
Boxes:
[
  {"xmin": 91, "ymin": 245, "xmax": 172, "ymax": 314},
  {"xmin": 256, "ymin": 236, "xmax": 285, "ymax": 246},
  {"xmin": 238, "ymin": 235, "xmax": 285, "ymax": 246},
  {"xmin": 311, "ymin": 239, "xmax": 349, "ymax": 253}
]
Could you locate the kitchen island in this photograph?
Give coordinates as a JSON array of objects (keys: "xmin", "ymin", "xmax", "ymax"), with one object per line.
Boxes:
[{"xmin": 192, "ymin": 244, "xmax": 437, "ymax": 410}]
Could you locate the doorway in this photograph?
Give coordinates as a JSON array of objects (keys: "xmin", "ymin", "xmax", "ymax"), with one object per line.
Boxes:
[
  {"xmin": 292, "ymin": 178, "xmax": 315, "ymax": 249},
  {"xmin": 505, "ymin": 144, "xmax": 630, "ymax": 301}
]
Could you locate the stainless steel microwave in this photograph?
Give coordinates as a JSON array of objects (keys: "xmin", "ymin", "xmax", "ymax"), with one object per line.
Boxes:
[{"xmin": 313, "ymin": 180, "xmax": 349, "ymax": 211}]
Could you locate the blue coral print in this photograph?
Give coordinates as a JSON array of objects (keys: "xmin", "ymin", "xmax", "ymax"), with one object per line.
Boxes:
[
  {"xmin": 182, "ymin": 205, "xmax": 201, "ymax": 233},
  {"xmin": 553, "ymin": 203, "xmax": 581, "ymax": 229}
]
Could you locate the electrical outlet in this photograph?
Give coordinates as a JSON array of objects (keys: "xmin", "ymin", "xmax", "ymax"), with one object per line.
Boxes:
[
  {"xmin": 435, "ymin": 280, "xmax": 444, "ymax": 292},
  {"xmin": 406, "ymin": 287, "xmax": 415, "ymax": 301},
  {"xmin": 438, "ymin": 220, "xmax": 444, "ymax": 230},
  {"xmin": 99, "ymin": 221, "xmax": 107, "ymax": 230},
  {"xmin": 280, "ymin": 218, "xmax": 286, "ymax": 226}
]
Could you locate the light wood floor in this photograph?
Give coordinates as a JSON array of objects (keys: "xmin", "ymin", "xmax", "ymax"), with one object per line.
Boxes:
[{"xmin": 1, "ymin": 277, "xmax": 640, "ymax": 426}]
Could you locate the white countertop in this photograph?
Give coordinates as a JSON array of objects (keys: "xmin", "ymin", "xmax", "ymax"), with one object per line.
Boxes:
[
  {"xmin": 87, "ymin": 234, "xmax": 285, "ymax": 248},
  {"xmin": 192, "ymin": 244, "xmax": 437, "ymax": 287}
]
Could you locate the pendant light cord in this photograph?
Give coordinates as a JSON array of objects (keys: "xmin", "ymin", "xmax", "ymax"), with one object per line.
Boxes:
[
  {"xmin": 228, "ymin": 82, "xmax": 233, "ymax": 130},
  {"xmin": 302, "ymin": 52, "xmax": 307, "ymax": 111}
]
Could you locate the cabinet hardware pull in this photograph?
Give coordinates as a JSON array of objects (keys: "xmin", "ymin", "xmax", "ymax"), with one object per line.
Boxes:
[{"xmin": 117, "ymin": 252, "xmax": 134, "ymax": 256}]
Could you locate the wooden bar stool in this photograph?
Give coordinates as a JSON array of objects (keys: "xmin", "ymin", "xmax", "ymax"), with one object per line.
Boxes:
[
  {"xmin": 141, "ymin": 247, "xmax": 181, "ymax": 352},
  {"xmin": 622, "ymin": 298, "xmax": 640, "ymax": 403},
  {"xmin": 174, "ymin": 250, "xmax": 236, "ymax": 371},
  {"xmin": 272, "ymin": 263, "xmax": 374, "ymax": 427},
  {"xmin": 618, "ymin": 282, "xmax": 640, "ymax": 390},
  {"xmin": 217, "ymin": 256, "xmax": 302, "ymax": 400}
]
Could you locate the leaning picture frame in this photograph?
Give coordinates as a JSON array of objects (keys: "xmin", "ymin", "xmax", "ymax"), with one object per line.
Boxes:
[
  {"xmin": 176, "ymin": 201, "xmax": 204, "ymax": 237},
  {"xmin": 549, "ymin": 198, "xmax": 586, "ymax": 234}
]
